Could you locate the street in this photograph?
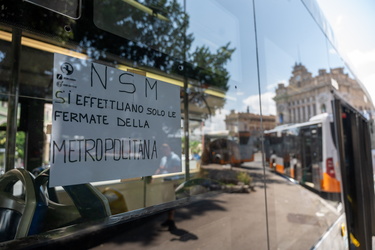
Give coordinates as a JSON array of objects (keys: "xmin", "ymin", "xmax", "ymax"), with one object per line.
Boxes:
[{"xmin": 90, "ymin": 156, "xmax": 343, "ymax": 250}]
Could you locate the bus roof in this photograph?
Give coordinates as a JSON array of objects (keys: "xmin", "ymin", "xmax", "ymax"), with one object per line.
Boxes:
[
  {"xmin": 265, "ymin": 113, "xmax": 331, "ymax": 134},
  {"xmin": 308, "ymin": 113, "xmax": 333, "ymax": 122}
]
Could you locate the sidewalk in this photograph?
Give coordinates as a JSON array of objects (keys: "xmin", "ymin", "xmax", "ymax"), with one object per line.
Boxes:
[{"xmin": 90, "ymin": 160, "xmax": 343, "ymax": 250}]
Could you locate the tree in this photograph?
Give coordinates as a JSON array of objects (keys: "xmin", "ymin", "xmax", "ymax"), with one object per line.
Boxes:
[
  {"xmin": 0, "ymin": 131, "xmax": 25, "ymax": 164},
  {"xmin": 190, "ymin": 42, "xmax": 235, "ymax": 91},
  {"xmin": 80, "ymin": 0, "xmax": 235, "ymax": 91}
]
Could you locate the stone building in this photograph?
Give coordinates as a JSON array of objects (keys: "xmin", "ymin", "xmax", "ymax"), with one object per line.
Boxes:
[
  {"xmin": 274, "ymin": 63, "xmax": 374, "ymax": 124},
  {"xmin": 225, "ymin": 109, "xmax": 276, "ymax": 136}
]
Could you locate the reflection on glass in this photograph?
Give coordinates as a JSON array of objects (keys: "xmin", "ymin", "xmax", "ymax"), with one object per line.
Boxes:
[
  {"xmin": 255, "ymin": 0, "xmax": 359, "ymax": 248},
  {"xmin": 273, "ymin": 64, "xmax": 372, "ymax": 125},
  {"xmin": 0, "ymin": 100, "xmax": 24, "ymax": 174},
  {"xmin": 2, "ymin": 0, "xmax": 373, "ymax": 248},
  {"xmin": 94, "ymin": 0, "xmax": 187, "ymax": 60},
  {"xmin": 265, "ymin": 114, "xmax": 340, "ymax": 192},
  {"xmin": 24, "ymin": 0, "xmax": 81, "ymax": 18}
]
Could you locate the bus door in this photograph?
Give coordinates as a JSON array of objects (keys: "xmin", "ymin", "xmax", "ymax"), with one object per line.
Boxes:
[
  {"xmin": 333, "ymin": 98, "xmax": 375, "ymax": 249},
  {"xmin": 238, "ymin": 131, "xmax": 254, "ymax": 162},
  {"xmin": 300, "ymin": 125, "xmax": 322, "ymax": 189}
]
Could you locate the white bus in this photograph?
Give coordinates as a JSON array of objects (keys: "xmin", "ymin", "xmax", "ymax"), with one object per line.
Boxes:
[{"xmin": 265, "ymin": 113, "xmax": 341, "ymax": 193}]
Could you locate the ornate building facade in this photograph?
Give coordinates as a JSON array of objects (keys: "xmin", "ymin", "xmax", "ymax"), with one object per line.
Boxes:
[
  {"xmin": 225, "ymin": 109, "xmax": 276, "ymax": 136},
  {"xmin": 274, "ymin": 63, "xmax": 374, "ymax": 124}
]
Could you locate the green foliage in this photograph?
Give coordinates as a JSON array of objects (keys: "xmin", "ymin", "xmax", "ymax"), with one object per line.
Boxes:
[
  {"xmin": 0, "ymin": 131, "xmax": 25, "ymax": 160},
  {"xmin": 236, "ymin": 172, "xmax": 252, "ymax": 185},
  {"xmin": 93, "ymin": 0, "xmax": 193, "ymax": 61},
  {"xmin": 189, "ymin": 140, "xmax": 201, "ymax": 154},
  {"xmin": 200, "ymin": 168, "xmax": 252, "ymax": 186},
  {"xmin": 190, "ymin": 42, "xmax": 236, "ymax": 91},
  {"xmin": 181, "ymin": 138, "xmax": 202, "ymax": 155},
  {"xmin": 15, "ymin": 132, "xmax": 25, "ymax": 159},
  {"xmin": 84, "ymin": 0, "xmax": 235, "ymax": 91}
]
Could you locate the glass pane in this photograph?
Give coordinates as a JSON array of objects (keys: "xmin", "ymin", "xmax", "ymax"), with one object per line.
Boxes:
[
  {"xmin": 178, "ymin": 0, "xmax": 269, "ymax": 248},
  {"xmin": 255, "ymin": 0, "xmax": 349, "ymax": 248},
  {"xmin": 94, "ymin": 0, "xmax": 186, "ymax": 61},
  {"xmin": 1, "ymin": 0, "xmax": 373, "ymax": 249},
  {"xmin": 24, "ymin": 0, "xmax": 81, "ymax": 19},
  {"xmin": 0, "ymin": 1, "xmax": 269, "ymax": 248}
]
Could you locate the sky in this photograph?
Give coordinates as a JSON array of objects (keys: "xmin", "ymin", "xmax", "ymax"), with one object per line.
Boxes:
[
  {"xmin": 186, "ymin": 0, "xmax": 375, "ymax": 133},
  {"xmin": 317, "ymin": 0, "xmax": 375, "ymax": 104}
]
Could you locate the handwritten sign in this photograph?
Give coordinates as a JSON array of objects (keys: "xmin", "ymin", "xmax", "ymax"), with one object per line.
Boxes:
[{"xmin": 50, "ymin": 53, "xmax": 181, "ymax": 187}]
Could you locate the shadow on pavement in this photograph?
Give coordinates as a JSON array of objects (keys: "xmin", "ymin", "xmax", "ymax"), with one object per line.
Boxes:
[
  {"xmin": 90, "ymin": 197, "xmax": 227, "ymax": 248},
  {"xmin": 169, "ymin": 227, "xmax": 199, "ymax": 242}
]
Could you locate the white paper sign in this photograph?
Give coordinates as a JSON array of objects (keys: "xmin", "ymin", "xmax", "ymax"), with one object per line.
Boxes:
[{"xmin": 50, "ymin": 53, "xmax": 181, "ymax": 187}]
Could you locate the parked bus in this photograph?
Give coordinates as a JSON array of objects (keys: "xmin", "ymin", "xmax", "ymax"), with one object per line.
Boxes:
[
  {"xmin": 265, "ymin": 113, "xmax": 341, "ymax": 193},
  {"xmin": 201, "ymin": 130, "xmax": 255, "ymax": 166}
]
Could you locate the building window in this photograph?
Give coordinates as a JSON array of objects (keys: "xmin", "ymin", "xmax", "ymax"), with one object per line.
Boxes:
[
  {"xmin": 308, "ymin": 105, "xmax": 311, "ymax": 118},
  {"xmin": 302, "ymin": 106, "xmax": 306, "ymax": 121},
  {"xmin": 321, "ymin": 104, "xmax": 326, "ymax": 113}
]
